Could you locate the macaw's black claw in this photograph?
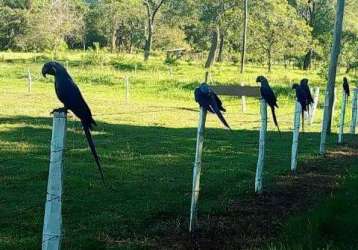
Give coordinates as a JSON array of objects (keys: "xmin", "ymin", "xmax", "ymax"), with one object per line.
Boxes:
[{"xmin": 50, "ymin": 107, "xmax": 68, "ymax": 115}]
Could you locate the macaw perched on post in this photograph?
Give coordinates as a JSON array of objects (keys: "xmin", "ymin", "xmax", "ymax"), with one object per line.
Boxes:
[
  {"xmin": 256, "ymin": 76, "xmax": 280, "ymax": 133},
  {"xmin": 194, "ymin": 82, "xmax": 231, "ymax": 129},
  {"xmin": 42, "ymin": 61, "xmax": 106, "ymax": 186}
]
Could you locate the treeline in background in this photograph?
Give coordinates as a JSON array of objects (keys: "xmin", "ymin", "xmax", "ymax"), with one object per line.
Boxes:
[{"xmin": 0, "ymin": 0, "xmax": 357, "ymax": 72}]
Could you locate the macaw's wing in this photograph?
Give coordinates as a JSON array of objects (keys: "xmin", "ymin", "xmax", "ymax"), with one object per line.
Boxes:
[
  {"xmin": 297, "ymin": 89, "xmax": 308, "ymax": 112},
  {"xmin": 301, "ymin": 83, "xmax": 314, "ymax": 104},
  {"xmin": 65, "ymin": 83, "xmax": 95, "ymax": 128},
  {"xmin": 261, "ymin": 86, "xmax": 278, "ymax": 108},
  {"xmin": 343, "ymin": 83, "xmax": 350, "ymax": 97},
  {"xmin": 214, "ymin": 93, "xmax": 226, "ymax": 112}
]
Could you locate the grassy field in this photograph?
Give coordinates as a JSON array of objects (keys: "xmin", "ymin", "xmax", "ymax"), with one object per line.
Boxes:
[{"xmin": 0, "ymin": 51, "xmax": 357, "ymax": 249}]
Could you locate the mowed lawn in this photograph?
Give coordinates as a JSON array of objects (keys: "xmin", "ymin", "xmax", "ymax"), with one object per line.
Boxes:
[{"xmin": 0, "ymin": 52, "xmax": 357, "ymax": 249}]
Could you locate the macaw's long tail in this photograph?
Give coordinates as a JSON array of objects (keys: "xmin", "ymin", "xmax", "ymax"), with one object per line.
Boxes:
[
  {"xmin": 270, "ymin": 105, "xmax": 281, "ymax": 135},
  {"xmin": 210, "ymin": 96, "xmax": 231, "ymax": 130},
  {"xmin": 82, "ymin": 122, "xmax": 106, "ymax": 186},
  {"xmin": 215, "ymin": 110, "xmax": 231, "ymax": 130}
]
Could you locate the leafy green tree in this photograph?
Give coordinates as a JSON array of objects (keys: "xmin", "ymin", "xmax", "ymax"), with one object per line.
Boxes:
[
  {"xmin": 341, "ymin": 31, "xmax": 358, "ymax": 73},
  {"xmin": 249, "ymin": 0, "xmax": 311, "ymax": 72},
  {"xmin": 16, "ymin": 0, "xmax": 85, "ymax": 53},
  {"xmin": 143, "ymin": 0, "xmax": 167, "ymax": 61},
  {"xmin": 290, "ymin": 0, "xmax": 335, "ymax": 69},
  {"xmin": 0, "ymin": 1, "xmax": 28, "ymax": 50},
  {"xmin": 85, "ymin": 0, "xmax": 144, "ymax": 52}
]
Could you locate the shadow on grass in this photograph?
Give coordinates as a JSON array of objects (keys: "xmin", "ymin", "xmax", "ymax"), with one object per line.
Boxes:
[{"xmin": 0, "ymin": 115, "xmax": 353, "ymax": 250}]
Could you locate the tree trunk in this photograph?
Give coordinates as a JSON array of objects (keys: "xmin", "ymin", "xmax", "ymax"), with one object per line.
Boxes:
[
  {"xmin": 322, "ymin": 0, "xmax": 345, "ymax": 135},
  {"xmin": 216, "ymin": 30, "xmax": 224, "ymax": 62},
  {"xmin": 129, "ymin": 34, "xmax": 133, "ymax": 54},
  {"xmin": 346, "ymin": 63, "xmax": 351, "ymax": 73},
  {"xmin": 205, "ymin": 26, "xmax": 220, "ymax": 69},
  {"xmin": 143, "ymin": 0, "xmax": 165, "ymax": 61},
  {"xmin": 144, "ymin": 23, "xmax": 153, "ymax": 61},
  {"xmin": 267, "ymin": 49, "xmax": 272, "ymax": 72},
  {"xmin": 303, "ymin": 49, "xmax": 313, "ymax": 70},
  {"xmin": 111, "ymin": 29, "xmax": 117, "ymax": 53},
  {"xmin": 240, "ymin": 0, "xmax": 248, "ymax": 73}
]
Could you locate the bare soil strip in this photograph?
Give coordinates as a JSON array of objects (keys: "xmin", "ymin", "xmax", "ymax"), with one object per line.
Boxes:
[{"xmin": 157, "ymin": 144, "xmax": 358, "ymax": 249}]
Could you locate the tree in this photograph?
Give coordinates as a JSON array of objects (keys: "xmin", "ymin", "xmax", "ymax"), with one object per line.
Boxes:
[
  {"xmin": 16, "ymin": 0, "xmax": 85, "ymax": 53},
  {"xmin": 240, "ymin": 0, "xmax": 248, "ymax": 73},
  {"xmin": 341, "ymin": 31, "xmax": 358, "ymax": 73},
  {"xmin": 249, "ymin": 0, "xmax": 311, "ymax": 72},
  {"xmin": 196, "ymin": 0, "xmax": 239, "ymax": 69},
  {"xmin": 0, "ymin": 1, "xmax": 29, "ymax": 50},
  {"xmin": 291, "ymin": 0, "xmax": 335, "ymax": 70},
  {"xmin": 85, "ymin": 0, "xmax": 144, "ymax": 52},
  {"xmin": 320, "ymin": 0, "xmax": 345, "ymax": 143},
  {"xmin": 143, "ymin": 0, "xmax": 166, "ymax": 61}
]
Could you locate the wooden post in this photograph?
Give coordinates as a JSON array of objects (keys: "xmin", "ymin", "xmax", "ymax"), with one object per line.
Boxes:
[
  {"xmin": 255, "ymin": 99, "xmax": 267, "ymax": 193},
  {"xmin": 42, "ymin": 111, "xmax": 67, "ymax": 250},
  {"xmin": 124, "ymin": 76, "xmax": 129, "ymax": 104},
  {"xmin": 338, "ymin": 91, "xmax": 348, "ymax": 143},
  {"xmin": 27, "ymin": 68, "xmax": 32, "ymax": 93},
  {"xmin": 189, "ymin": 107, "xmax": 207, "ymax": 232},
  {"xmin": 350, "ymin": 88, "xmax": 358, "ymax": 134},
  {"xmin": 241, "ymin": 83, "xmax": 247, "ymax": 113},
  {"xmin": 309, "ymin": 87, "xmax": 320, "ymax": 125},
  {"xmin": 207, "ymin": 71, "xmax": 214, "ymax": 84},
  {"xmin": 168, "ymin": 66, "xmax": 173, "ymax": 77},
  {"xmin": 291, "ymin": 102, "xmax": 302, "ymax": 172}
]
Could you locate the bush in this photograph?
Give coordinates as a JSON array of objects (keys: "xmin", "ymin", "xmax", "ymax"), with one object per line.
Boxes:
[
  {"xmin": 81, "ymin": 43, "xmax": 110, "ymax": 66},
  {"xmin": 231, "ymin": 55, "xmax": 239, "ymax": 65},
  {"xmin": 164, "ymin": 56, "xmax": 178, "ymax": 65}
]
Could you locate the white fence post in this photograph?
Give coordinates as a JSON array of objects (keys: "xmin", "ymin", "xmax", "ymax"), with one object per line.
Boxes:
[
  {"xmin": 255, "ymin": 99, "xmax": 267, "ymax": 193},
  {"xmin": 338, "ymin": 91, "xmax": 347, "ymax": 143},
  {"xmin": 189, "ymin": 107, "xmax": 207, "ymax": 233},
  {"xmin": 309, "ymin": 87, "xmax": 320, "ymax": 125},
  {"xmin": 27, "ymin": 68, "xmax": 32, "ymax": 93},
  {"xmin": 241, "ymin": 83, "xmax": 247, "ymax": 113},
  {"xmin": 42, "ymin": 111, "xmax": 67, "ymax": 250},
  {"xmin": 320, "ymin": 89, "xmax": 331, "ymax": 155},
  {"xmin": 350, "ymin": 88, "xmax": 358, "ymax": 134},
  {"xmin": 291, "ymin": 102, "xmax": 302, "ymax": 172}
]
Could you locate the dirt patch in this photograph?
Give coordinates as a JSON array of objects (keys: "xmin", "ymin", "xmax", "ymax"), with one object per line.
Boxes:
[{"xmin": 156, "ymin": 145, "xmax": 358, "ymax": 249}]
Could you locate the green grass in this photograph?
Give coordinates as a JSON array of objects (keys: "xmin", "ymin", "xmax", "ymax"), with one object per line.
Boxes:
[
  {"xmin": 0, "ymin": 51, "xmax": 357, "ymax": 249},
  {"xmin": 267, "ymin": 151, "xmax": 358, "ymax": 250}
]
